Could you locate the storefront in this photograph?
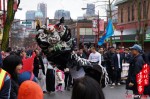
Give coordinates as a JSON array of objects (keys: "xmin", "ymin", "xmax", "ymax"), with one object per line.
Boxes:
[{"xmin": 111, "ymin": 28, "xmax": 150, "ymax": 51}]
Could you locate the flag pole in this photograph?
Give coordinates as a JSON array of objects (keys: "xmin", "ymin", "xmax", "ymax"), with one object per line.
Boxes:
[{"xmin": 109, "ymin": 0, "xmax": 113, "ymax": 46}]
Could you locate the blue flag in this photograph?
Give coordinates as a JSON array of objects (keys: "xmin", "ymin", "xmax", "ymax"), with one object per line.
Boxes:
[{"xmin": 98, "ymin": 20, "xmax": 114, "ymax": 46}]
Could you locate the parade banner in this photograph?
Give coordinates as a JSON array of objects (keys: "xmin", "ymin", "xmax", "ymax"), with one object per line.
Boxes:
[
  {"xmin": 92, "ymin": 19, "xmax": 104, "ymax": 33},
  {"xmin": 136, "ymin": 64, "xmax": 150, "ymax": 94}
]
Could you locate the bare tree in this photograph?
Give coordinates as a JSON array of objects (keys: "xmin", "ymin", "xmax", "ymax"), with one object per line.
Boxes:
[
  {"xmin": 1, "ymin": 0, "xmax": 20, "ymax": 51},
  {"xmin": 131, "ymin": 0, "xmax": 150, "ymax": 49}
]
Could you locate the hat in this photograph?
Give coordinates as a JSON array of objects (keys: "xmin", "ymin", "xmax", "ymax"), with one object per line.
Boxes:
[
  {"xmin": 130, "ymin": 44, "xmax": 142, "ymax": 52},
  {"xmin": 18, "ymin": 80, "xmax": 43, "ymax": 99}
]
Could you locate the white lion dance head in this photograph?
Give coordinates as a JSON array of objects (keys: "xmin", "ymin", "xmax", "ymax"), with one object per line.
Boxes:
[{"xmin": 36, "ymin": 17, "xmax": 75, "ymax": 68}]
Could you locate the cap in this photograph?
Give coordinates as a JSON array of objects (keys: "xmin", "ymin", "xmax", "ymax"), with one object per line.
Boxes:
[
  {"xmin": 130, "ymin": 44, "xmax": 142, "ymax": 52},
  {"xmin": 18, "ymin": 80, "xmax": 43, "ymax": 99}
]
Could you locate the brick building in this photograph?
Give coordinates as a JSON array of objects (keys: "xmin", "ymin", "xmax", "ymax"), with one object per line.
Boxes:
[
  {"xmin": 69, "ymin": 20, "xmax": 96, "ymax": 47},
  {"xmin": 114, "ymin": 0, "xmax": 150, "ymax": 51}
]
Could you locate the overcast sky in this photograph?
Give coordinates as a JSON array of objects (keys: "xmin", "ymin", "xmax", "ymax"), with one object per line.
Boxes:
[{"xmin": 15, "ymin": 0, "xmax": 110, "ymax": 20}]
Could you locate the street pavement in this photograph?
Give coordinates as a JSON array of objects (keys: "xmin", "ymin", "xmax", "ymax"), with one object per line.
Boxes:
[{"xmin": 44, "ymin": 85, "xmax": 150, "ymax": 99}]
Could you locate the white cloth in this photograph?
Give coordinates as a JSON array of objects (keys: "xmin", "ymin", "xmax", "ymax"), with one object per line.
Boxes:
[
  {"xmin": 88, "ymin": 52, "xmax": 101, "ymax": 65},
  {"xmin": 56, "ymin": 70, "xmax": 64, "ymax": 84},
  {"xmin": 117, "ymin": 54, "xmax": 121, "ymax": 68},
  {"xmin": 38, "ymin": 69, "xmax": 46, "ymax": 91},
  {"xmin": 64, "ymin": 68, "xmax": 69, "ymax": 72},
  {"xmin": 69, "ymin": 67, "xmax": 85, "ymax": 79}
]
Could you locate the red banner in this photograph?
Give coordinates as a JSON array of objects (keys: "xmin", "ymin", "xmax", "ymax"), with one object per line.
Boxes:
[
  {"xmin": 92, "ymin": 19, "xmax": 104, "ymax": 33},
  {"xmin": 136, "ymin": 64, "xmax": 150, "ymax": 94}
]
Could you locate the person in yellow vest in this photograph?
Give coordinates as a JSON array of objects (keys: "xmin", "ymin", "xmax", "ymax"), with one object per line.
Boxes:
[{"xmin": 0, "ymin": 68, "xmax": 11, "ymax": 99}]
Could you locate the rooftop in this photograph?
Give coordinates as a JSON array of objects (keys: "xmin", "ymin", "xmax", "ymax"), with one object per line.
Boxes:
[{"xmin": 114, "ymin": 0, "xmax": 128, "ymax": 6}]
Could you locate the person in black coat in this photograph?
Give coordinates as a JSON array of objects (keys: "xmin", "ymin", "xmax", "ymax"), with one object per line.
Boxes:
[
  {"xmin": 33, "ymin": 50, "xmax": 45, "ymax": 77},
  {"xmin": 111, "ymin": 48, "xmax": 123, "ymax": 86},
  {"xmin": 126, "ymin": 44, "xmax": 145, "ymax": 99},
  {"xmin": 104, "ymin": 46, "xmax": 115, "ymax": 83}
]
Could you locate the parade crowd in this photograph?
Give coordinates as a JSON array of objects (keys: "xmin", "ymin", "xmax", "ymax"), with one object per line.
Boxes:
[{"xmin": 0, "ymin": 43, "xmax": 150, "ymax": 99}]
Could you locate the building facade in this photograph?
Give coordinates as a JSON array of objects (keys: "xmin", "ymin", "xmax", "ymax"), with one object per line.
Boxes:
[
  {"xmin": 86, "ymin": 4, "xmax": 95, "ymax": 16},
  {"xmin": 69, "ymin": 20, "xmax": 96, "ymax": 47},
  {"xmin": 37, "ymin": 3, "xmax": 47, "ymax": 19},
  {"xmin": 114, "ymin": 0, "xmax": 150, "ymax": 51},
  {"xmin": 37, "ymin": 3, "xmax": 47, "ymax": 25},
  {"xmin": 54, "ymin": 10, "xmax": 71, "ymax": 20},
  {"xmin": 26, "ymin": 10, "xmax": 36, "ymax": 20}
]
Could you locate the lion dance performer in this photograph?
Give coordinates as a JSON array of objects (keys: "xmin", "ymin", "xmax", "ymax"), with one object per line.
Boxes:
[{"xmin": 35, "ymin": 17, "xmax": 109, "ymax": 88}]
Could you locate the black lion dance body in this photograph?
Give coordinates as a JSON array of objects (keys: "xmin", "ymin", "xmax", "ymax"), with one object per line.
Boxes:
[{"xmin": 36, "ymin": 17, "xmax": 109, "ymax": 88}]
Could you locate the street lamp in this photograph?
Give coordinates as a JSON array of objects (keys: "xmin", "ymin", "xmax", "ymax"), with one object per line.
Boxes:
[
  {"xmin": 81, "ymin": 8, "xmax": 100, "ymax": 48},
  {"xmin": 119, "ymin": 26, "xmax": 124, "ymax": 47}
]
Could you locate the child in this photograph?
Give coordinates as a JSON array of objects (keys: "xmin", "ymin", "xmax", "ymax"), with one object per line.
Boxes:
[{"xmin": 56, "ymin": 68, "xmax": 64, "ymax": 92}]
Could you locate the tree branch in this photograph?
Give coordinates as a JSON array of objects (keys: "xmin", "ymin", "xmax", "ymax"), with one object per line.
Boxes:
[
  {"xmin": 111, "ymin": 0, "xmax": 116, "ymax": 5},
  {"xmin": 17, "ymin": 0, "xmax": 20, "ymax": 7}
]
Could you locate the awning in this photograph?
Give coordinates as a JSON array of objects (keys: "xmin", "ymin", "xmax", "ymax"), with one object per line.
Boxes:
[
  {"xmin": 112, "ymin": 27, "xmax": 150, "ymax": 42},
  {"xmin": 114, "ymin": 0, "xmax": 128, "ymax": 6}
]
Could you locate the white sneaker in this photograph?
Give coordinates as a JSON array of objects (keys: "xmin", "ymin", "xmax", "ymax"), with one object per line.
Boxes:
[
  {"xmin": 112, "ymin": 83, "xmax": 115, "ymax": 86},
  {"xmin": 117, "ymin": 83, "xmax": 121, "ymax": 85},
  {"xmin": 110, "ymin": 86, "xmax": 114, "ymax": 88}
]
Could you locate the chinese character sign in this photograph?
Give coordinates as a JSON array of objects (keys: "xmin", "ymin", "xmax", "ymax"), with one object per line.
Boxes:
[
  {"xmin": 92, "ymin": 19, "xmax": 98, "ymax": 32},
  {"xmin": 92, "ymin": 19, "xmax": 104, "ymax": 33},
  {"xmin": 136, "ymin": 64, "xmax": 150, "ymax": 94}
]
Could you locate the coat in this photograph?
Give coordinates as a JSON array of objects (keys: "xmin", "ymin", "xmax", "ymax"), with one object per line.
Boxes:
[
  {"xmin": 56, "ymin": 69, "xmax": 64, "ymax": 84},
  {"xmin": 126, "ymin": 54, "xmax": 145, "ymax": 91},
  {"xmin": 111, "ymin": 53, "xmax": 123, "ymax": 71},
  {"xmin": 33, "ymin": 56, "xmax": 45, "ymax": 77},
  {"xmin": 0, "ymin": 75, "xmax": 11, "ymax": 99},
  {"xmin": 10, "ymin": 79, "xmax": 19, "ymax": 99},
  {"xmin": 104, "ymin": 51, "xmax": 114, "ymax": 68}
]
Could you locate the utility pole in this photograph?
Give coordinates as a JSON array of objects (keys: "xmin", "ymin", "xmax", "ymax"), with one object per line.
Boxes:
[
  {"xmin": 108, "ymin": 0, "xmax": 113, "ymax": 46},
  {"xmin": 97, "ymin": 10, "xmax": 100, "ymax": 47}
]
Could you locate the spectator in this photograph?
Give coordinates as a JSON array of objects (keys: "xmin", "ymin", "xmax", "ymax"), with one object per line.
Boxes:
[
  {"xmin": 99, "ymin": 47, "xmax": 106, "ymax": 67},
  {"xmin": 64, "ymin": 68, "xmax": 72, "ymax": 91},
  {"xmin": 111, "ymin": 48, "xmax": 123, "ymax": 87},
  {"xmin": 104, "ymin": 46, "xmax": 115, "ymax": 84},
  {"xmin": 56, "ymin": 68, "xmax": 64, "ymax": 92},
  {"xmin": 88, "ymin": 47, "xmax": 101, "ymax": 65},
  {"xmin": 78, "ymin": 49, "xmax": 87, "ymax": 59},
  {"xmin": 2, "ymin": 55, "xmax": 22, "ymax": 99},
  {"xmin": 46, "ymin": 62, "xmax": 55, "ymax": 94},
  {"xmin": 0, "ymin": 68, "xmax": 11, "ymax": 99},
  {"xmin": 18, "ymin": 71, "xmax": 37, "ymax": 85},
  {"xmin": 33, "ymin": 50, "xmax": 45, "ymax": 78},
  {"xmin": 18, "ymin": 80, "xmax": 43, "ymax": 99},
  {"xmin": 123, "ymin": 48, "xmax": 132, "ymax": 63},
  {"xmin": 71, "ymin": 76, "xmax": 105, "ymax": 99},
  {"xmin": 126, "ymin": 44, "xmax": 144, "ymax": 99}
]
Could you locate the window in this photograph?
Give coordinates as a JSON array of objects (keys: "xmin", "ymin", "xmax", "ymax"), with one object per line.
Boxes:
[
  {"xmin": 121, "ymin": 8, "xmax": 123, "ymax": 23},
  {"xmin": 132, "ymin": 4, "xmax": 134, "ymax": 21},
  {"xmin": 128, "ymin": 6, "xmax": 130, "ymax": 22},
  {"xmin": 143, "ymin": 0, "xmax": 146, "ymax": 19}
]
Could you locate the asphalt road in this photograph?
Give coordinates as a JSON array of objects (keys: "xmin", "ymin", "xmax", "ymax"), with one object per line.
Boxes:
[{"xmin": 44, "ymin": 85, "xmax": 150, "ymax": 99}]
